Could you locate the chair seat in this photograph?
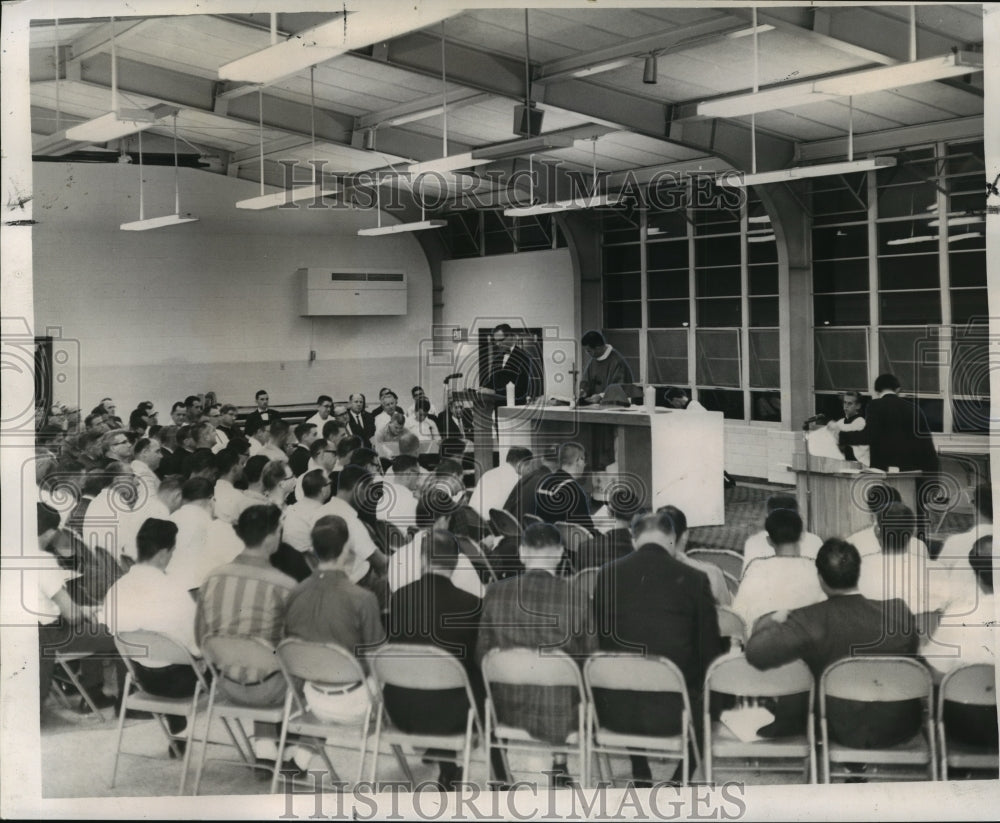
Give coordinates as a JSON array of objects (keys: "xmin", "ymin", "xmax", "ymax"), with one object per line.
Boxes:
[
  {"xmin": 827, "ymin": 731, "xmax": 931, "ymax": 764},
  {"xmin": 125, "ymin": 690, "xmax": 206, "ymax": 714},
  {"xmin": 285, "ymin": 710, "xmax": 370, "ymax": 737},
  {"xmin": 593, "ymin": 729, "xmax": 686, "ymax": 753},
  {"xmin": 211, "ymin": 695, "xmax": 285, "ymax": 723},
  {"xmin": 944, "ymin": 738, "xmax": 1000, "ymax": 769},
  {"xmin": 374, "ymin": 729, "xmax": 474, "ymax": 751},
  {"xmin": 710, "ymin": 722, "xmax": 812, "ymax": 758},
  {"xmin": 493, "ymin": 724, "xmax": 579, "ymax": 746}
]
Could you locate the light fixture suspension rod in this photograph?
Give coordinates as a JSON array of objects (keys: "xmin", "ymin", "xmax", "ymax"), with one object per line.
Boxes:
[
  {"xmin": 524, "ymin": 9, "xmax": 531, "ymax": 107},
  {"xmin": 137, "ymin": 129, "xmax": 144, "ymax": 221},
  {"xmin": 110, "ymin": 16, "xmax": 118, "ymax": 114},
  {"xmin": 310, "ymin": 66, "xmax": 317, "ymax": 185},
  {"xmin": 909, "ymin": 6, "xmax": 917, "ymax": 62},
  {"xmin": 173, "ymin": 114, "xmax": 181, "ymax": 215},
  {"xmin": 847, "ymin": 96, "xmax": 854, "ymax": 162},
  {"xmin": 441, "ymin": 21, "xmax": 448, "ymax": 158},
  {"xmin": 750, "ymin": 7, "xmax": 758, "ymax": 175},
  {"xmin": 257, "ymin": 90, "xmax": 264, "ymax": 196},
  {"xmin": 54, "ymin": 18, "xmax": 61, "ymax": 131}
]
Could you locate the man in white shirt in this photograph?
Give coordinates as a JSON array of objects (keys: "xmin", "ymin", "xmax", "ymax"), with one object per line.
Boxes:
[
  {"xmin": 283, "ymin": 469, "xmax": 332, "ymax": 552},
  {"xmin": 733, "ymin": 508, "xmax": 826, "ymax": 630},
  {"xmin": 742, "ymin": 494, "xmax": 822, "ymax": 574},
  {"xmin": 404, "ymin": 385, "xmax": 438, "ymax": 419},
  {"xmin": 375, "ymin": 455, "xmax": 420, "ymax": 531},
  {"xmin": 845, "ymin": 483, "xmax": 904, "ymax": 558},
  {"xmin": 937, "ymin": 481, "xmax": 992, "ymax": 574},
  {"xmin": 166, "ymin": 477, "xmax": 241, "ymax": 591},
  {"xmin": 212, "ymin": 449, "xmax": 252, "ymax": 525},
  {"xmin": 469, "ymin": 446, "xmax": 532, "ymax": 518},
  {"xmin": 320, "ymin": 465, "xmax": 388, "ymax": 597},
  {"xmin": 305, "ymin": 394, "xmax": 334, "ymax": 429},
  {"xmin": 80, "ymin": 462, "xmax": 141, "ymax": 561},
  {"xmin": 372, "ymin": 412, "xmax": 409, "ymax": 461},
  {"xmin": 130, "ymin": 436, "xmax": 162, "ymax": 495},
  {"xmin": 117, "ymin": 475, "xmax": 185, "ymax": 564},
  {"xmin": 826, "ymin": 391, "xmax": 871, "ymax": 466},
  {"xmin": 664, "ymin": 387, "xmax": 707, "ymax": 412}
]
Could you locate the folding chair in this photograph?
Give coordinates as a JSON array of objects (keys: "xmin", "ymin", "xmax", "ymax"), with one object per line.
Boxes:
[
  {"xmin": 686, "ymin": 548, "xmax": 743, "ymax": 594},
  {"xmin": 584, "ymin": 653, "xmax": 701, "ymax": 787},
  {"xmin": 572, "ymin": 567, "xmax": 601, "ymax": 600},
  {"xmin": 192, "ymin": 634, "xmax": 287, "ymax": 795},
  {"xmin": 704, "ymin": 654, "xmax": 816, "ymax": 783},
  {"xmin": 51, "ymin": 650, "xmax": 110, "ymax": 720},
  {"xmin": 112, "ymin": 630, "xmax": 209, "ymax": 795},
  {"xmin": 556, "ymin": 521, "xmax": 592, "ymax": 572},
  {"xmin": 820, "ymin": 657, "xmax": 937, "ymax": 782},
  {"xmin": 489, "ymin": 508, "xmax": 522, "ymax": 540},
  {"xmin": 482, "ymin": 647, "xmax": 587, "ymax": 786},
  {"xmin": 272, "ymin": 638, "xmax": 375, "ymax": 793},
  {"xmin": 522, "ymin": 514, "xmax": 544, "ymax": 528},
  {"xmin": 368, "ymin": 644, "xmax": 484, "ymax": 784},
  {"xmin": 456, "ymin": 535, "xmax": 498, "ymax": 585},
  {"xmin": 937, "ymin": 663, "xmax": 999, "ymax": 779},
  {"xmin": 716, "ymin": 607, "xmax": 747, "ymax": 651}
]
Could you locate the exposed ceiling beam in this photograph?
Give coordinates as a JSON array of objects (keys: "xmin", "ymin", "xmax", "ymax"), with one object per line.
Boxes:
[
  {"xmin": 795, "ymin": 115, "xmax": 984, "ymax": 162},
  {"xmin": 356, "ymin": 89, "xmax": 491, "ymax": 130},
  {"xmin": 65, "ymin": 18, "xmax": 150, "ymax": 67},
  {"xmin": 535, "ymin": 13, "xmax": 744, "ymax": 82}
]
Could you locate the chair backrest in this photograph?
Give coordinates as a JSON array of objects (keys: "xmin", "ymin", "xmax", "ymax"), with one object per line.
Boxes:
[
  {"xmin": 585, "ymin": 653, "xmax": 687, "ymax": 695},
  {"xmin": 481, "ymin": 647, "xmax": 583, "ymax": 689},
  {"xmin": 522, "ymin": 514, "xmax": 543, "ymax": 527},
  {"xmin": 456, "ymin": 535, "xmax": 497, "ymax": 584},
  {"xmin": 686, "ymin": 548, "xmax": 744, "ymax": 581},
  {"xmin": 716, "ymin": 607, "xmax": 747, "ymax": 647},
  {"xmin": 939, "ymin": 663, "xmax": 997, "ymax": 711},
  {"xmin": 116, "ymin": 629, "xmax": 200, "ymax": 668},
  {"xmin": 706, "ymin": 653, "xmax": 813, "ymax": 699},
  {"xmin": 821, "ymin": 656, "xmax": 932, "ymax": 705},
  {"xmin": 489, "ymin": 508, "xmax": 522, "ymax": 539},
  {"xmin": 572, "ymin": 567, "xmax": 600, "ymax": 598},
  {"xmin": 556, "ymin": 521, "xmax": 591, "ymax": 549},
  {"xmin": 369, "ymin": 644, "xmax": 479, "ymax": 718},
  {"xmin": 277, "ymin": 637, "xmax": 366, "ymax": 686},
  {"xmin": 201, "ymin": 634, "xmax": 280, "ymax": 679}
]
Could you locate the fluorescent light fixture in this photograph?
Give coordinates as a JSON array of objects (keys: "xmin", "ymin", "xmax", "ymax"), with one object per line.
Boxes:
[
  {"xmin": 886, "ymin": 234, "xmax": 938, "ymax": 246},
  {"xmin": 65, "ymin": 105, "xmax": 177, "ymax": 143},
  {"xmin": 236, "ymin": 184, "xmax": 339, "ymax": 210},
  {"xmin": 120, "ymin": 213, "xmax": 199, "ymax": 231},
  {"xmin": 406, "ymin": 153, "xmax": 492, "ymax": 176},
  {"xmin": 647, "ymin": 227, "xmax": 666, "ymax": 236},
  {"xmin": 747, "ymin": 233, "xmax": 775, "ymax": 243},
  {"xmin": 948, "ymin": 231, "xmax": 982, "ymax": 243},
  {"xmin": 357, "ymin": 219, "xmax": 447, "ymax": 236},
  {"xmin": 698, "ymin": 51, "xmax": 984, "ymax": 118},
  {"xmin": 726, "ymin": 24, "xmax": 776, "ymax": 39},
  {"xmin": 383, "ymin": 106, "xmax": 446, "ymax": 127},
  {"xmin": 219, "ymin": 8, "xmax": 455, "ymax": 84},
  {"xmin": 927, "ymin": 215, "xmax": 984, "ymax": 228},
  {"xmin": 471, "ymin": 134, "xmax": 576, "ymax": 162},
  {"xmin": 571, "ymin": 58, "xmax": 632, "ymax": 78},
  {"xmin": 504, "ymin": 194, "xmax": 621, "ymax": 217},
  {"xmin": 748, "ymin": 215, "xmax": 771, "ymax": 224},
  {"xmin": 717, "ymin": 156, "xmax": 896, "ymax": 187}
]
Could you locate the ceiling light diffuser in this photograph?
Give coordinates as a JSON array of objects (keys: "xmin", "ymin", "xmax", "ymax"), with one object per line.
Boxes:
[
  {"xmin": 717, "ymin": 157, "xmax": 896, "ymax": 187},
  {"xmin": 358, "ymin": 219, "xmax": 447, "ymax": 236}
]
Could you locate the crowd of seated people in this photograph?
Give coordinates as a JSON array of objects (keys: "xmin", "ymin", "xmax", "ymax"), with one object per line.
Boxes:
[{"xmin": 31, "ymin": 390, "xmax": 996, "ymax": 791}]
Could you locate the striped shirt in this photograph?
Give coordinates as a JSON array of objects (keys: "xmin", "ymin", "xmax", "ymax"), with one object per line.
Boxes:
[{"xmin": 195, "ymin": 554, "xmax": 296, "ymax": 682}]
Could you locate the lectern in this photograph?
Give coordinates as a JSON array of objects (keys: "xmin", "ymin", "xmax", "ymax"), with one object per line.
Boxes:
[{"xmin": 495, "ymin": 404, "xmax": 725, "ymax": 527}]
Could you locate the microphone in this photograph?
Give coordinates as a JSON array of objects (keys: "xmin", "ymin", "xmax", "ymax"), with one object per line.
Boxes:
[
  {"xmin": 443, "ymin": 372, "xmax": 463, "ymax": 384},
  {"xmin": 802, "ymin": 414, "xmax": 828, "ymax": 426}
]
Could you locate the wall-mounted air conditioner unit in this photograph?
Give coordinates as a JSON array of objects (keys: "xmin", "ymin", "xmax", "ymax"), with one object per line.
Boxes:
[{"xmin": 298, "ymin": 268, "xmax": 407, "ymax": 316}]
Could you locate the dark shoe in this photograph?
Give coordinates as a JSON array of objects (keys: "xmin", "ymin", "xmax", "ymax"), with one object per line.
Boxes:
[
  {"xmin": 78, "ymin": 692, "xmax": 117, "ymax": 713},
  {"xmin": 549, "ymin": 762, "xmax": 572, "ymax": 788},
  {"xmin": 125, "ymin": 709, "xmax": 153, "ymax": 720},
  {"xmin": 255, "ymin": 758, "xmax": 277, "ymax": 781},
  {"xmin": 167, "ymin": 739, "xmax": 187, "ymax": 759},
  {"xmin": 437, "ymin": 762, "xmax": 462, "ymax": 791}
]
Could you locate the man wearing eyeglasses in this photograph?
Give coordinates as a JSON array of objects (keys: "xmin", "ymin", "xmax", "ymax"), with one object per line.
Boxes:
[{"xmin": 306, "ymin": 395, "xmax": 334, "ymax": 429}]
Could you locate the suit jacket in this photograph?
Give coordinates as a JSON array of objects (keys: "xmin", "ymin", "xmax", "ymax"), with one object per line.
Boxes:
[
  {"xmin": 575, "ymin": 527, "xmax": 633, "ymax": 572},
  {"xmin": 503, "ymin": 465, "xmax": 549, "ymax": 522},
  {"xmin": 488, "ymin": 345, "xmax": 533, "ymax": 406},
  {"xmin": 476, "ymin": 570, "xmax": 595, "ymax": 744},
  {"xmin": 436, "ymin": 408, "xmax": 473, "ymax": 440},
  {"xmin": 346, "ymin": 410, "xmax": 377, "ymax": 447},
  {"xmin": 839, "ymin": 393, "xmax": 938, "ymax": 473},
  {"xmin": 746, "ymin": 593, "xmax": 921, "ymax": 747},
  {"xmin": 244, "ymin": 408, "xmax": 282, "ymax": 435},
  {"xmin": 383, "ymin": 572, "xmax": 484, "ymax": 734},
  {"xmin": 533, "ymin": 469, "xmax": 594, "ymax": 531},
  {"xmin": 288, "ymin": 445, "xmax": 311, "ymax": 477}
]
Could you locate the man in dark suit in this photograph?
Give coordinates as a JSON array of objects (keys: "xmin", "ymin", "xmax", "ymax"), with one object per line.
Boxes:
[
  {"xmin": 436, "ymin": 398, "xmax": 474, "ymax": 441},
  {"xmin": 575, "ymin": 486, "xmax": 636, "ymax": 571},
  {"xmin": 476, "ymin": 522, "xmax": 595, "ymax": 784},
  {"xmin": 486, "ymin": 323, "xmax": 534, "ymax": 406},
  {"xmin": 746, "ymin": 537, "xmax": 921, "ymax": 749},
  {"xmin": 244, "ymin": 389, "xmax": 282, "ymax": 435},
  {"xmin": 534, "ymin": 442, "xmax": 595, "ymax": 531},
  {"xmin": 838, "ymin": 373, "xmax": 938, "ymax": 473},
  {"xmin": 502, "ymin": 446, "xmax": 558, "ymax": 523},
  {"xmin": 383, "ymin": 529, "xmax": 486, "ymax": 789},
  {"xmin": 594, "ymin": 509, "xmax": 721, "ymax": 784},
  {"xmin": 346, "ymin": 393, "xmax": 376, "ymax": 447}
]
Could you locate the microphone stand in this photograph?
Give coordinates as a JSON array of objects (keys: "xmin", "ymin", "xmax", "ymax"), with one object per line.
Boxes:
[
  {"xmin": 802, "ymin": 417, "xmax": 814, "ymax": 533},
  {"xmin": 569, "ymin": 361, "xmax": 579, "ymax": 408}
]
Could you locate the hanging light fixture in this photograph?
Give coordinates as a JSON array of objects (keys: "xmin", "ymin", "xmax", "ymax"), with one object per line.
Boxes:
[
  {"xmin": 120, "ymin": 115, "xmax": 199, "ymax": 231},
  {"xmin": 643, "ymin": 53, "xmax": 658, "ymax": 85}
]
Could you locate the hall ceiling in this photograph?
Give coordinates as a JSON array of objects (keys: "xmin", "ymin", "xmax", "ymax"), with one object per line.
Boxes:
[{"xmin": 27, "ymin": 3, "xmax": 985, "ymax": 208}]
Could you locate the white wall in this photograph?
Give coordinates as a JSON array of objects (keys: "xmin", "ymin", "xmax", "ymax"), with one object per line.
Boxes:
[
  {"xmin": 31, "ymin": 162, "xmax": 432, "ymax": 414},
  {"xmin": 438, "ymin": 249, "xmax": 580, "ymax": 401}
]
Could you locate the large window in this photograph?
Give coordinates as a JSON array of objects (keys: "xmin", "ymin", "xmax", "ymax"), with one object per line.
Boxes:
[
  {"xmin": 811, "ymin": 139, "xmax": 988, "ymax": 434},
  {"xmin": 441, "ymin": 210, "xmax": 567, "ymax": 259},
  {"xmin": 601, "ymin": 182, "xmax": 781, "ymax": 422}
]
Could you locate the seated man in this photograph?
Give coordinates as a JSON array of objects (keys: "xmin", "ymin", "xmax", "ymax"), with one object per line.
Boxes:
[
  {"xmin": 195, "ymin": 505, "xmax": 301, "ymax": 774},
  {"xmin": 384, "ymin": 529, "xmax": 486, "ymax": 788},
  {"xmin": 166, "ymin": 477, "xmax": 241, "ymax": 592},
  {"xmin": 845, "ymin": 484, "xmax": 903, "ymax": 558},
  {"xmin": 211, "ymin": 449, "xmax": 251, "ymax": 526},
  {"xmin": 405, "ymin": 385, "xmax": 439, "ymax": 419},
  {"xmin": 305, "ymin": 395, "xmax": 334, "ymax": 430},
  {"xmin": 663, "ymin": 504, "xmax": 732, "ymax": 608},
  {"xmin": 741, "ymin": 494, "xmax": 822, "ymax": 574},
  {"xmin": 732, "ymin": 508, "xmax": 825, "ymax": 630},
  {"xmin": 469, "ymin": 447, "xmax": 531, "ymax": 520},
  {"xmin": 284, "ymin": 515, "xmax": 385, "ymax": 728},
  {"xmin": 476, "ymin": 523, "xmax": 595, "ymax": 784},
  {"xmin": 372, "ymin": 411, "xmax": 409, "ymax": 462},
  {"xmin": 408, "ymin": 397, "xmax": 440, "ymax": 454},
  {"xmin": 376, "ymin": 455, "xmax": 420, "ymax": 532},
  {"xmin": 746, "ymin": 538, "xmax": 921, "ymax": 748},
  {"xmin": 289, "ymin": 423, "xmax": 319, "ymax": 477},
  {"xmin": 104, "ymin": 518, "xmax": 202, "ymax": 745},
  {"xmin": 533, "ymin": 442, "xmax": 594, "ymax": 531},
  {"xmin": 282, "ymin": 469, "xmax": 332, "ymax": 553},
  {"xmin": 921, "ymin": 535, "xmax": 997, "ymax": 747}
]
